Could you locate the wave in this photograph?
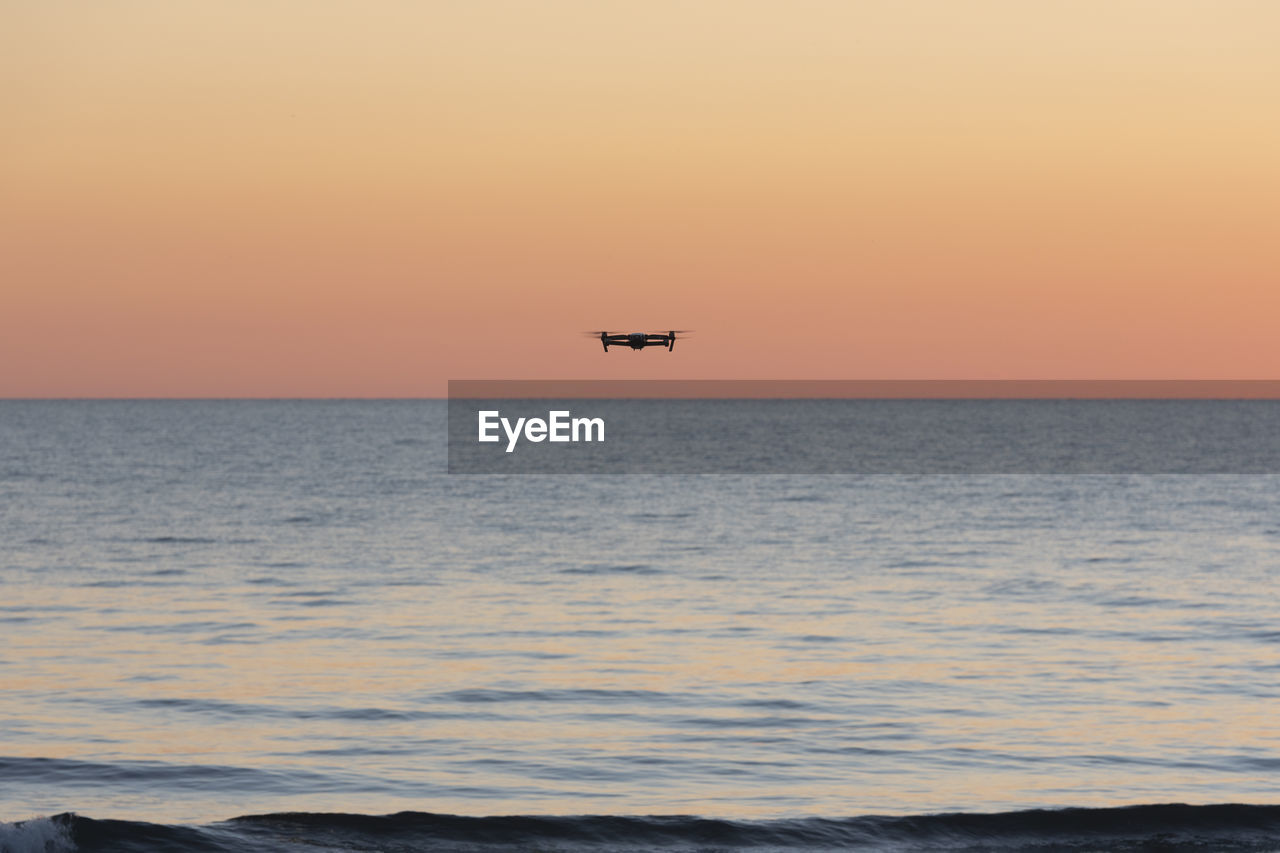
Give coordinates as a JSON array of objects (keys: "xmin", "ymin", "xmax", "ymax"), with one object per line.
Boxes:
[{"xmin": 6, "ymin": 804, "xmax": 1280, "ymax": 852}]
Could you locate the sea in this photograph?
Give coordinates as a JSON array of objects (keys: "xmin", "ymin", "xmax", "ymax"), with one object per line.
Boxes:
[{"xmin": 3, "ymin": 399, "xmax": 1280, "ymax": 851}]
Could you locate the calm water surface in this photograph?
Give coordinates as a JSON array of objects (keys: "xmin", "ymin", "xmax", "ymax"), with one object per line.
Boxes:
[{"xmin": 3, "ymin": 401, "xmax": 1280, "ymax": 838}]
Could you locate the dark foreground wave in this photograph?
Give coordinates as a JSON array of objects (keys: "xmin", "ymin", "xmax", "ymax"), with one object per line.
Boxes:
[{"xmin": 6, "ymin": 804, "xmax": 1280, "ymax": 852}]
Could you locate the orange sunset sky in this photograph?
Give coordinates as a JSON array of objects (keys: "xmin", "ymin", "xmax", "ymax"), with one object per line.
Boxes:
[{"xmin": 3, "ymin": 1, "xmax": 1278, "ymax": 397}]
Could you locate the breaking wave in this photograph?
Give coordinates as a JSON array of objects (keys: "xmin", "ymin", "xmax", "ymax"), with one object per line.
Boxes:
[{"xmin": 6, "ymin": 804, "xmax": 1280, "ymax": 852}]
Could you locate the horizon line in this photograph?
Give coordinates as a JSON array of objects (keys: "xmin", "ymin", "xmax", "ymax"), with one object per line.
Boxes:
[{"xmin": 13, "ymin": 380, "xmax": 1280, "ymax": 401}]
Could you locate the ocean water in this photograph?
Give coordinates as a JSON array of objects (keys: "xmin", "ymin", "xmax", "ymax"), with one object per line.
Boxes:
[{"xmin": 4, "ymin": 400, "xmax": 1280, "ymax": 851}]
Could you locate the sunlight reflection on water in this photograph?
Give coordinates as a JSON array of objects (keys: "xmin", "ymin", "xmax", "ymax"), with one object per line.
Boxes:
[{"xmin": 3, "ymin": 401, "xmax": 1280, "ymax": 823}]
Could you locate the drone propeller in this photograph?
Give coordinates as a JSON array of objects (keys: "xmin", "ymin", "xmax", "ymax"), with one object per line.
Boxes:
[{"xmin": 582, "ymin": 330, "xmax": 693, "ymax": 334}]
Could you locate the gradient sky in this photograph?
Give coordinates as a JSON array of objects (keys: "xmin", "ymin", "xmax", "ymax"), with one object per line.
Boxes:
[{"xmin": 4, "ymin": 1, "xmax": 1278, "ymax": 396}]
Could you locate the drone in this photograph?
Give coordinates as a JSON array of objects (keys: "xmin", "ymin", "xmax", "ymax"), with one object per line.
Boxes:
[{"xmin": 589, "ymin": 330, "xmax": 691, "ymax": 352}]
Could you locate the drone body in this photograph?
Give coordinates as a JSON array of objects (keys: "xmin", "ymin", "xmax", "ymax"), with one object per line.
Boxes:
[{"xmin": 594, "ymin": 331, "xmax": 687, "ymax": 352}]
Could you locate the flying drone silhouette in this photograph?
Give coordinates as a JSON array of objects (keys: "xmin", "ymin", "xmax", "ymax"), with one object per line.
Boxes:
[{"xmin": 584, "ymin": 330, "xmax": 693, "ymax": 352}]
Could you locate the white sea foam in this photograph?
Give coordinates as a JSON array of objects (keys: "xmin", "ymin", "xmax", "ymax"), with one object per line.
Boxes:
[{"xmin": 0, "ymin": 817, "xmax": 74, "ymax": 853}]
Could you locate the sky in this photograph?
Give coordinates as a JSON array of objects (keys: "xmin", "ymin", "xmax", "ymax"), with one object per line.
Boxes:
[{"xmin": 3, "ymin": 1, "xmax": 1278, "ymax": 397}]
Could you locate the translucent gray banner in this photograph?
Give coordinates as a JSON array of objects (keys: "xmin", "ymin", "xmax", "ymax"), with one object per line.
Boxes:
[{"xmin": 447, "ymin": 381, "xmax": 1280, "ymax": 474}]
